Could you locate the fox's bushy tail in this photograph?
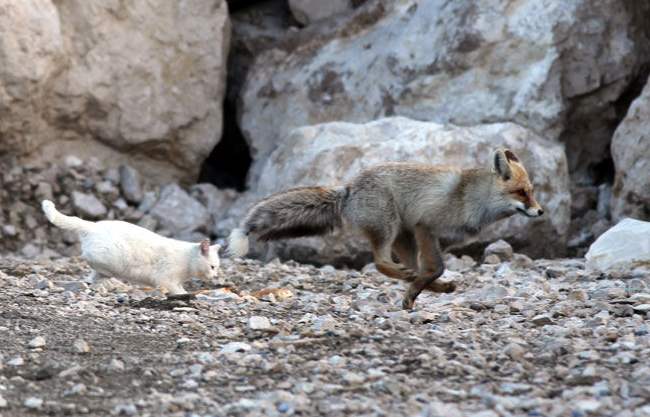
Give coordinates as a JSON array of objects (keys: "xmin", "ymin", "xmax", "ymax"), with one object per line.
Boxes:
[
  {"xmin": 227, "ymin": 186, "xmax": 347, "ymax": 258},
  {"xmin": 42, "ymin": 200, "xmax": 94, "ymax": 233}
]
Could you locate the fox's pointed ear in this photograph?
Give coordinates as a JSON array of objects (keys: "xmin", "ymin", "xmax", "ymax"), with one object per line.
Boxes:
[
  {"xmin": 493, "ymin": 149, "xmax": 512, "ymax": 181},
  {"xmin": 199, "ymin": 239, "xmax": 210, "ymax": 257},
  {"xmin": 504, "ymin": 149, "xmax": 520, "ymax": 163}
]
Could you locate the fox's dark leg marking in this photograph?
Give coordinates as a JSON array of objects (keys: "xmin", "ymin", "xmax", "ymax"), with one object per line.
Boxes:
[
  {"xmin": 402, "ymin": 225, "xmax": 451, "ymax": 310},
  {"xmin": 392, "ymin": 229, "xmax": 418, "ymax": 271}
]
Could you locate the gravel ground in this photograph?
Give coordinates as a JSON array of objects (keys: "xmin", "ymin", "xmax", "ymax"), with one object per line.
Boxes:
[{"xmin": 0, "ymin": 254, "xmax": 649, "ymax": 417}]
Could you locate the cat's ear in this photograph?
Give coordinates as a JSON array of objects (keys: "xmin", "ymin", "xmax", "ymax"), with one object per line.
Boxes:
[{"xmin": 199, "ymin": 239, "xmax": 210, "ymax": 257}]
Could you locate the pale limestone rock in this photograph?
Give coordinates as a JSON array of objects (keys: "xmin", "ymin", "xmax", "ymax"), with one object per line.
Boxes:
[
  {"xmin": 1, "ymin": 0, "xmax": 230, "ymax": 183},
  {"xmin": 611, "ymin": 77, "xmax": 650, "ymax": 221},
  {"xmin": 240, "ymin": 0, "xmax": 650, "ymax": 182},
  {"xmin": 288, "ymin": 0, "xmax": 352, "ymax": 25}
]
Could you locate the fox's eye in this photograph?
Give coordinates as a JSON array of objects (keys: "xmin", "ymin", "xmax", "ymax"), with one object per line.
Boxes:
[
  {"xmin": 514, "ymin": 189, "xmax": 527, "ymax": 198},
  {"xmin": 210, "ymin": 265, "xmax": 215, "ymax": 270}
]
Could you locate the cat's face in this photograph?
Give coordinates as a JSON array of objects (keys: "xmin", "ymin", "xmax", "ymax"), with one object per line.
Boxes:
[{"xmin": 195, "ymin": 240, "xmax": 221, "ymax": 280}]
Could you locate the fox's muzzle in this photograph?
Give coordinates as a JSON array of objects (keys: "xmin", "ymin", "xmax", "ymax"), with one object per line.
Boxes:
[{"xmin": 517, "ymin": 206, "xmax": 544, "ymax": 217}]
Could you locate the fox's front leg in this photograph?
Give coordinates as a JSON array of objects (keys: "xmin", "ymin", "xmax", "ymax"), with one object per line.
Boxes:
[{"xmin": 402, "ymin": 225, "xmax": 453, "ymax": 310}]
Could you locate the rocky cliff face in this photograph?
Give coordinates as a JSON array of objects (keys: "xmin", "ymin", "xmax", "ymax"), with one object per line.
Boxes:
[
  {"xmin": 239, "ymin": 0, "xmax": 650, "ymax": 184},
  {"xmin": 0, "ymin": 0, "xmax": 230, "ymax": 183}
]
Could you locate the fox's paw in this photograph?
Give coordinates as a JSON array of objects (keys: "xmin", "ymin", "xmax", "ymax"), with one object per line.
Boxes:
[
  {"xmin": 427, "ymin": 280, "xmax": 456, "ymax": 293},
  {"xmin": 401, "ymin": 296, "xmax": 415, "ymax": 310}
]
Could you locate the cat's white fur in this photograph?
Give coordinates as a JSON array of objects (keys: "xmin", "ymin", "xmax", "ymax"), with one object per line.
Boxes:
[{"xmin": 42, "ymin": 200, "xmax": 220, "ymax": 294}]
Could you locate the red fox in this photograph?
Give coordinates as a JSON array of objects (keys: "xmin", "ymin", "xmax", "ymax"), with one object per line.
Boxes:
[{"xmin": 228, "ymin": 149, "xmax": 543, "ymax": 309}]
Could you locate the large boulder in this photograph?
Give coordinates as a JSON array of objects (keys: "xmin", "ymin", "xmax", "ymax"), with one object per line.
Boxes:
[
  {"xmin": 0, "ymin": 0, "xmax": 65, "ymax": 156},
  {"xmin": 246, "ymin": 117, "xmax": 570, "ymax": 266},
  {"xmin": 240, "ymin": 0, "xmax": 650, "ymax": 183},
  {"xmin": 0, "ymin": 0, "xmax": 230, "ymax": 183},
  {"xmin": 610, "ymin": 76, "xmax": 650, "ymax": 221}
]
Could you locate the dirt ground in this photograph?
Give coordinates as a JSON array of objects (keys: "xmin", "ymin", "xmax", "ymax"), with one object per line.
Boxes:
[{"xmin": 0, "ymin": 255, "xmax": 649, "ymax": 417}]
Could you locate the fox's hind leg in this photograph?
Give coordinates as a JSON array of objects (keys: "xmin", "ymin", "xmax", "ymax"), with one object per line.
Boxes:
[
  {"xmin": 392, "ymin": 229, "xmax": 418, "ymax": 271},
  {"xmin": 365, "ymin": 225, "xmax": 416, "ymax": 282},
  {"xmin": 402, "ymin": 224, "xmax": 454, "ymax": 310}
]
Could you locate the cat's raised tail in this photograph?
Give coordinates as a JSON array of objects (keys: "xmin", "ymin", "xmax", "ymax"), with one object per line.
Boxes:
[{"xmin": 42, "ymin": 200, "xmax": 94, "ymax": 233}]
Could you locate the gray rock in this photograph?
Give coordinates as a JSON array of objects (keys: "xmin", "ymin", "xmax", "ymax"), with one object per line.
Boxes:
[
  {"xmin": 311, "ymin": 315, "xmax": 338, "ymax": 333},
  {"xmin": 288, "ymin": 0, "xmax": 352, "ymax": 25},
  {"xmin": 531, "ymin": 314, "xmax": 554, "ymax": 326},
  {"xmin": 34, "ymin": 279, "xmax": 52, "ymax": 290},
  {"xmin": 149, "ymin": 184, "xmax": 210, "ymax": 235},
  {"xmin": 484, "ymin": 240, "xmax": 514, "ymax": 261},
  {"xmin": 137, "ymin": 191, "xmax": 158, "ymax": 214},
  {"xmin": 119, "ymin": 165, "xmax": 143, "ymax": 204},
  {"xmin": 72, "ymin": 191, "xmax": 107, "ymax": 219},
  {"xmin": 137, "ymin": 215, "xmax": 158, "ymax": 232},
  {"xmin": 0, "ymin": 395, "xmax": 6, "ymax": 408},
  {"xmin": 60, "ymin": 281, "xmax": 88, "ymax": 293},
  {"xmin": 95, "ymin": 180, "xmax": 117, "ymax": 195},
  {"xmin": 191, "ymin": 183, "xmax": 238, "ymax": 215},
  {"xmin": 21, "ymin": 243, "xmax": 41, "ymax": 259},
  {"xmin": 483, "ymin": 254, "xmax": 501, "ymax": 265},
  {"xmin": 35, "ymin": 181, "xmax": 54, "ymax": 201}
]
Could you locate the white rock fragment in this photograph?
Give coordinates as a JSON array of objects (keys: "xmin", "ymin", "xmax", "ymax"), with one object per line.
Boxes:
[
  {"xmin": 73, "ymin": 339, "xmax": 90, "ymax": 354},
  {"xmin": 248, "ymin": 316, "xmax": 272, "ymax": 331},
  {"xmin": 24, "ymin": 397, "xmax": 43, "ymax": 409},
  {"xmin": 220, "ymin": 342, "xmax": 252, "ymax": 354},
  {"xmin": 28, "ymin": 336, "xmax": 46, "ymax": 349},
  {"xmin": 586, "ymin": 218, "xmax": 650, "ymax": 272}
]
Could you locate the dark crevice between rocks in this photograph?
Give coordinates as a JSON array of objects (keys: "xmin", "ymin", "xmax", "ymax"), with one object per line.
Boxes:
[
  {"xmin": 564, "ymin": 65, "xmax": 650, "ymax": 257},
  {"xmin": 197, "ymin": 100, "xmax": 252, "ymax": 191},
  {"xmin": 199, "ymin": 0, "xmax": 298, "ymax": 191},
  {"xmin": 597, "ymin": 65, "xmax": 650, "ymax": 185},
  {"xmin": 226, "ymin": 0, "xmax": 277, "ymax": 13}
]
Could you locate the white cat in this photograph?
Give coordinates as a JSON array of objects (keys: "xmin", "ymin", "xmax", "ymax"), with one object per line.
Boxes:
[{"xmin": 42, "ymin": 200, "xmax": 220, "ymax": 295}]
